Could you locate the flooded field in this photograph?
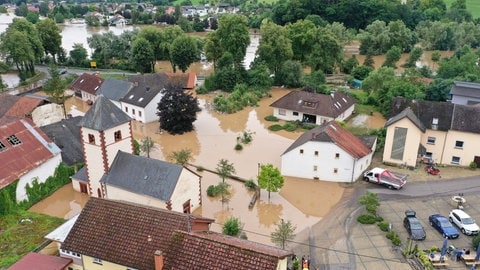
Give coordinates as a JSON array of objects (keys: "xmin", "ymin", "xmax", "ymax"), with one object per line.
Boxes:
[{"xmin": 29, "ymin": 184, "xmax": 89, "ymax": 219}]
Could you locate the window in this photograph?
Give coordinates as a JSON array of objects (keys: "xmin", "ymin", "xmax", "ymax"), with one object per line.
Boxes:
[
  {"xmin": 432, "ymin": 118, "xmax": 439, "ymax": 130},
  {"xmin": 300, "ymin": 149, "xmax": 304, "ymax": 154},
  {"xmin": 139, "ymin": 111, "xmax": 142, "ymax": 117},
  {"xmin": 132, "ymin": 109, "xmax": 136, "ymax": 115},
  {"xmin": 314, "ymin": 151, "xmax": 318, "ymax": 156},
  {"xmin": 278, "ymin": 109, "xmax": 286, "ymax": 116},
  {"xmin": 451, "ymin": 156, "xmax": 460, "ymax": 165},
  {"xmin": 88, "ymin": 134, "xmax": 95, "ymax": 144},
  {"xmin": 125, "ymin": 107, "xmax": 128, "ymax": 113},
  {"xmin": 335, "ymin": 153, "xmax": 340, "ymax": 159},
  {"xmin": 93, "ymin": 258, "xmax": 102, "ymax": 265},
  {"xmin": 391, "ymin": 127, "xmax": 407, "ymax": 160},
  {"xmin": 0, "ymin": 141, "xmax": 6, "ymax": 151},
  {"xmin": 427, "ymin": 136, "xmax": 436, "ymax": 145},
  {"xmin": 303, "ymin": 101, "xmax": 317, "ymax": 108},
  {"xmin": 114, "ymin": 131, "xmax": 122, "ymax": 142},
  {"xmin": 334, "ymin": 168, "xmax": 338, "ymax": 173},
  {"xmin": 6, "ymin": 135, "xmax": 21, "ymax": 146},
  {"xmin": 424, "ymin": 152, "xmax": 432, "ymax": 158},
  {"xmin": 313, "ymin": 166, "xmax": 317, "ymax": 171},
  {"xmin": 293, "ymin": 111, "xmax": 299, "ymax": 116},
  {"xmin": 455, "ymin": 141, "xmax": 464, "ymax": 149}
]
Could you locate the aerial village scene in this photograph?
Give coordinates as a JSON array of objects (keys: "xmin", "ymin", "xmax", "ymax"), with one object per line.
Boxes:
[{"xmin": 2, "ymin": 0, "xmax": 480, "ymax": 269}]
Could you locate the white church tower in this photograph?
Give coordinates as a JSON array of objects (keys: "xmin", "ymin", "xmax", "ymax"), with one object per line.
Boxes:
[{"xmin": 79, "ymin": 95, "xmax": 133, "ymax": 197}]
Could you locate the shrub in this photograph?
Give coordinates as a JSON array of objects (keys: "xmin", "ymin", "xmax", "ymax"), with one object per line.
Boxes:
[
  {"xmin": 223, "ymin": 217, "xmax": 241, "ymax": 236},
  {"xmin": 234, "ymin": 143, "xmax": 243, "ymax": 151},
  {"xmin": 392, "ymin": 234, "xmax": 402, "ymax": 246},
  {"xmin": 283, "ymin": 122, "xmax": 297, "ymax": 132},
  {"xmin": 206, "ymin": 185, "xmax": 219, "ymax": 197},
  {"xmin": 302, "ymin": 123, "xmax": 317, "ymax": 130},
  {"xmin": 196, "ymin": 166, "xmax": 204, "ymax": 172},
  {"xmin": 195, "ymin": 86, "xmax": 209, "ymax": 94},
  {"xmin": 264, "ymin": 115, "xmax": 279, "ymax": 122},
  {"xmin": 244, "ymin": 180, "xmax": 257, "ymax": 190},
  {"xmin": 473, "ymin": 234, "xmax": 480, "ymax": 249},
  {"xmin": 378, "ymin": 221, "xmax": 390, "ymax": 232},
  {"xmin": 469, "ymin": 161, "xmax": 478, "ymax": 169},
  {"xmin": 357, "ymin": 214, "xmax": 377, "ymax": 224},
  {"xmin": 268, "ymin": 124, "xmax": 283, "ymax": 131},
  {"xmin": 386, "ymin": 231, "xmax": 395, "ymax": 240}
]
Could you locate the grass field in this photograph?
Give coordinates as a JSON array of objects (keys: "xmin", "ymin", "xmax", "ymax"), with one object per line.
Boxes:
[{"xmin": 443, "ymin": 0, "xmax": 480, "ymax": 18}]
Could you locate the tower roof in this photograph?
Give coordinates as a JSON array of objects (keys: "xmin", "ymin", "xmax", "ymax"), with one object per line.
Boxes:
[{"xmin": 80, "ymin": 95, "xmax": 131, "ymax": 131}]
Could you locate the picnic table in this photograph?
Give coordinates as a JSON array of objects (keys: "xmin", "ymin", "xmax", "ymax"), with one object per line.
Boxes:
[
  {"xmin": 461, "ymin": 253, "xmax": 477, "ymax": 266},
  {"xmin": 429, "ymin": 253, "xmax": 449, "ymax": 267}
]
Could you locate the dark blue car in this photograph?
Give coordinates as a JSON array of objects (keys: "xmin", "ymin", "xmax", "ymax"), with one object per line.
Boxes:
[{"xmin": 429, "ymin": 214, "xmax": 459, "ymax": 239}]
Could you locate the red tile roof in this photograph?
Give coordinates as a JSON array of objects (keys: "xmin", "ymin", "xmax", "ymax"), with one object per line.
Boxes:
[
  {"xmin": 270, "ymin": 90, "xmax": 355, "ymax": 118},
  {"xmin": 283, "ymin": 120, "xmax": 371, "ymax": 159},
  {"xmin": 0, "ymin": 118, "xmax": 57, "ymax": 189},
  {"xmin": 5, "ymin": 96, "xmax": 43, "ymax": 118},
  {"xmin": 166, "ymin": 72, "xmax": 197, "ymax": 89},
  {"xmin": 164, "ymin": 230, "xmax": 292, "ymax": 269},
  {"xmin": 61, "ymin": 198, "xmax": 214, "ymax": 270},
  {"xmin": 9, "ymin": 252, "xmax": 72, "ymax": 270},
  {"xmin": 69, "ymin": 73, "xmax": 104, "ymax": 95}
]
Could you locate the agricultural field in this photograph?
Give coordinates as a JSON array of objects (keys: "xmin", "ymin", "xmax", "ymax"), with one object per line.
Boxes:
[{"xmin": 444, "ymin": 0, "xmax": 480, "ymax": 18}]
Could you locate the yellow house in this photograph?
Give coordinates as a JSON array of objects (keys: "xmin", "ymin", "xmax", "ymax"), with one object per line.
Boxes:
[
  {"xmin": 383, "ymin": 98, "xmax": 480, "ymax": 168},
  {"xmin": 60, "ymin": 198, "xmax": 292, "ymax": 270}
]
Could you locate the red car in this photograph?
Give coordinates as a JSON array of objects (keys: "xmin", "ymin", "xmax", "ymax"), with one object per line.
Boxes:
[{"xmin": 425, "ymin": 165, "xmax": 440, "ymax": 175}]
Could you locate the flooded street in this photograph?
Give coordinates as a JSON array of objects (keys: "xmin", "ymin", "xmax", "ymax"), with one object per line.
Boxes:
[{"xmin": 29, "ymin": 184, "xmax": 89, "ymax": 219}]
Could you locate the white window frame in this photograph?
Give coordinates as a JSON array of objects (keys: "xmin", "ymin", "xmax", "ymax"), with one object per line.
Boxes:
[
  {"xmin": 427, "ymin": 136, "xmax": 436, "ymax": 145},
  {"xmin": 451, "ymin": 156, "xmax": 460, "ymax": 165},
  {"xmin": 278, "ymin": 109, "xmax": 286, "ymax": 116},
  {"xmin": 455, "ymin": 141, "xmax": 464, "ymax": 149}
]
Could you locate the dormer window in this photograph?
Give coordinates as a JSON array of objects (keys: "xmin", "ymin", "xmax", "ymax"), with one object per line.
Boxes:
[
  {"xmin": 6, "ymin": 135, "xmax": 21, "ymax": 146},
  {"xmin": 129, "ymin": 94, "xmax": 134, "ymax": 99},
  {"xmin": 432, "ymin": 118, "xmax": 438, "ymax": 130},
  {"xmin": 0, "ymin": 141, "xmax": 6, "ymax": 151},
  {"xmin": 303, "ymin": 100, "xmax": 317, "ymax": 109}
]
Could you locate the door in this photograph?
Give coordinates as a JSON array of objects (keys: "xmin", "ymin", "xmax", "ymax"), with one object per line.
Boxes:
[
  {"xmin": 183, "ymin": 200, "xmax": 191, "ymax": 214},
  {"xmin": 80, "ymin": 183, "xmax": 88, "ymax": 194},
  {"xmin": 474, "ymin": 156, "xmax": 480, "ymax": 168}
]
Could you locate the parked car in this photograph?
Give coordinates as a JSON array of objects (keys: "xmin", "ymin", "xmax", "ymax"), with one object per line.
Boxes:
[
  {"xmin": 429, "ymin": 214, "xmax": 459, "ymax": 239},
  {"xmin": 403, "ymin": 210, "xmax": 426, "ymax": 240},
  {"xmin": 449, "ymin": 209, "xmax": 480, "ymax": 235}
]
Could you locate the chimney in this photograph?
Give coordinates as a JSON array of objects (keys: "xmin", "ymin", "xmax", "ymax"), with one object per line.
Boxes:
[{"xmin": 154, "ymin": 250, "xmax": 164, "ymax": 270}]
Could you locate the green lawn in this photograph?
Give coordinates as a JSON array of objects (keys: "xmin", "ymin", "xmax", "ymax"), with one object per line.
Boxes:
[
  {"xmin": 0, "ymin": 211, "xmax": 65, "ymax": 268},
  {"xmin": 444, "ymin": 0, "xmax": 480, "ymax": 18}
]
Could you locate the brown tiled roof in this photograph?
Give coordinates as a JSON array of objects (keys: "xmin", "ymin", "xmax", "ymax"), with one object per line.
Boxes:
[
  {"xmin": 69, "ymin": 73, "xmax": 104, "ymax": 95},
  {"xmin": 9, "ymin": 252, "xmax": 72, "ymax": 270},
  {"xmin": 5, "ymin": 96, "xmax": 43, "ymax": 118},
  {"xmin": 61, "ymin": 198, "xmax": 214, "ymax": 270},
  {"xmin": 270, "ymin": 90, "xmax": 355, "ymax": 118},
  {"xmin": 0, "ymin": 118, "xmax": 57, "ymax": 189},
  {"xmin": 283, "ymin": 121, "xmax": 372, "ymax": 159},
  {"xmin": 166, "ymin": 72, "xmax": 197, "ymax": 89},
  {"xmin": 0, "ymin": 94, "xmax": 20, "ymax": 117},
  {"xmin": 164, "ymin": 230, "xmax": 292, "ymax": 270}
]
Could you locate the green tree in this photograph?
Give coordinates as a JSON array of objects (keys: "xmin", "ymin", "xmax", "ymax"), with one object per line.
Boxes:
[
  {"xmin": 36, "ymin": 18, "xmax": 62, "ymax": 64},
  {"xmin": 431, "ymin": 50, "xmax": 441, "ymax": 70},
  {"xmin": 168, "ymin": 148, "xmax": 193, "ymax": 166},
  {"xmin": 382, "ymin": 46, "xmax": 401, "ymax": 68},
  {"xmin": 351, "ymin": 66, "xmax": 373, "ymax": 80},
  {"xmin": 256, "ymin": 20, "xmax": 293, "ymax": 77},
  {"xmin": 69, "ymin": 43, "xmax": 88, "ymax": 67},
  {"xmin": 276, "ymin": 60, "xmax": 303, "ymax": 87},
  {"xmin": 358, "ymin": 191, "xmax": 380, "ymax": 216},
  {"xmin": 140, "ymin": 137, "xmax": 156, "ymax": 158},
  {"xmin": 258, "ymin": 164, "xmax": 284, "ymax": 199},
  {"xmin": 204, "ymin": 31, "xmax": 223, "ymax": 71},
  {"xmin": 361, "ymin": 67, "xmax": 396, "ymax": 94},
  {"xmin": 404, "ymin": 47, "xmax": 423, "ymax": 68},
  {"xmin": 216, "ymin": 159, "xmax": 236, "ymax": 183},
  {"xmin": 308, "ymin": 28, "xmax": 343, "ymax": 73},
  {"xmin": 26, "ymin": 12, "xmax": 39, "ymax": 24},
  {"xmin": 137, "ymin": 26, "xmax": 164, "ymax": 62},
  {"xmin": 43, "ymin": 65, "xmax": 67, "ymax": 117},
  {"xmin": 342, "ymin": 55, "xmax": 359, "ymax": 74},
  {"xmin": 170, "ymin": 35, "xmax": 198, "ymax": 73},
  {"xmin": 157, "ymin": 87, "xmax": 200, "ymax": 135},
  {"xmin": 217, "ymin": 14, "xmax": 250, "ymax": 67},
  {"xmin": 286, "ymin": 19, "xmax": 316, "ymax": 63},
  {"xmin": 223, "ymin": 217, "xmax": 241, "ymax": 236},
  {"xmin": 270, "ymin": 219, "xmax": 296, "ymax": 249},
  {"xmin": 14, "ymin": 3, "xmax": 28, "ymax": 17},
  {"xmin": 130, "ymin": 37, "xmax": 155, "ymax": 74},
  {"xmin": 363, "ymin": 52, "xmax": 375, "ymax": 67}
]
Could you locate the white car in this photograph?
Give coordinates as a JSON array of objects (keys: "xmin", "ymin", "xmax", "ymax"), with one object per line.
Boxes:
[{"xmin": 449, "ymin": 209, "xmax": 480, "ymax": 235}]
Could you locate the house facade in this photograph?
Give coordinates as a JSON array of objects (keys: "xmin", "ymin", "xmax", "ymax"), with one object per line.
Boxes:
[
  {"xmin": 69, "ymin": 73, "xmax": 104, "ymax": 103},
  {"xmin": 383, "ymin": 98, "xmax": 480, "ymax": 168},
  {"xmin": 281, "ymin": 121, "xmax": 375, "ymax": 182},
  {"xmin": 0, "ymin": 118, "xmax": 62, "ymax": 202},
  {"xmin": 450, "ymin": 81, "xmax": 480, "ymax": 105},
  {"xmin": 270, "ymin": 90, "xmax": 355, "ymax": 125}
]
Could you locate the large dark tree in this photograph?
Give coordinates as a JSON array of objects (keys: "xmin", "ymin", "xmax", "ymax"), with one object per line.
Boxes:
[{"xmin": 157, "ymin": 86, "xmax": 200, "ymax": 135}]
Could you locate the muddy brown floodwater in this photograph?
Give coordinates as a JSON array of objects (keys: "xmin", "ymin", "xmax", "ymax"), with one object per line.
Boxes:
[{"xmin": 32, "ymin": 87, "xmax": 369, "ymax": 246}]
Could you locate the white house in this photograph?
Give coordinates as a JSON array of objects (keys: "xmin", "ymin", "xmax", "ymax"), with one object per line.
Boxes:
[
  {"xmin": 281, "ymin": 121, "xmax": 375, "ymax": 182},
  {"xmin": 0, "ymin": 118, "xmax": 62, "ymax": 202},
  {"xmin": 68, "ymin": 73, "xmax": 104, "ymax": 103},
  {"xmin": 270, "ymin": 90, "xmax": 355, "ymax": 125}
]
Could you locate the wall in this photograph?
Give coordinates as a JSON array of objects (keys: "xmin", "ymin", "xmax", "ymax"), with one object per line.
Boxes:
[
  {"xmin": 420, "ymin": 129, "xmax": 447, "ymax": 164},
  {"xmin": 105, "ymin": 185, "xmax": 168, "ymax": 209},
  {"xmin": 382, "ymin": 118, "xmax": 422, "ymax": 167},
  {"xmin": 82, "ymin": 255, "xmax": 131, "ymax": 270},
  {"xmin": 170, "ymin": 169, "xmax": 201, "ymax": 212},
  {"xmin": 442, "ymin": 130, "xmax": 480, "ymax": 166}
]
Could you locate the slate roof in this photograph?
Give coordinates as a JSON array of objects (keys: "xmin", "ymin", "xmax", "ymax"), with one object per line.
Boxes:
[
  {"xmin": 388, "ymin": 97, "xmax": 480, "ymax": 133},
  {"xmin": 61, "ymin": 198, "xmax": 214, "ymax": 270},
  {"xmin": 80, "ymin": 95, "xmax": 131, "ymax": 131},
  {"xmin": 69, "ymin": 73, "xmax": 104, "ymax": 95},
  {"xmin": 270, "ymin": 90, "xmax": 355, "ymax": 118},
  {"xmin": 385, "ymin": 107, "xmax": 426, "ymax": 132},
  {"xmin": 0, "ymin": 118, "xmax": 61, "ymax": 189},
  {"xmin": 450, "ymin": 81, "xmax": 480, "ymax": 99},
  {"xmin": 71, "ymin": 166, "xmax": 88, "ymax": 182},
  {"xmin": 164, "ymin": 230, "xmax": 292, "ymax": 270},
  {"xmin": 40, "ymin": 116, "xmax": 83, "ymax": 165},
  {"xmin": 8, "ymin": 253, "xmax": 72, "ymax": 270},
  {"xmin": 96, "ymin": 78, "xmax": 133, "ymax": 102},
  {"xmin": 283, "ymin": 121, "xmax": 372, "ymax": 159},
  {"xmin": 122, "ymin": 73, "xmax": 169, "ymax": 108},
  {"xmin": 102, "ymin": 151, "xmax": 185, "ymax": 201},
  {"xmin": 166, "ymin": 72, "xmax": 196, "ymax": 89}
]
